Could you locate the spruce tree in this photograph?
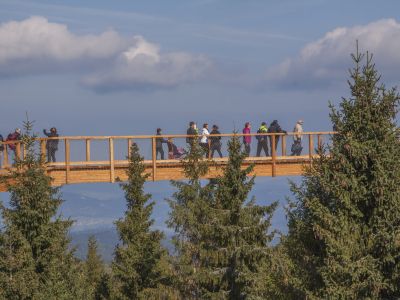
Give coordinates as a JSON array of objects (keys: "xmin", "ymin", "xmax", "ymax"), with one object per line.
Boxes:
[
  {"xmin": 111, "ymin": 143, "xmax": 174, "ymax": 299},
  {"xmin": 0, "ymin": 119, "xmax": 87, "ymax": 299},
  {"xmin": 167, "ymin": 139, "xmax": 211, "ymax": 298},
  {"xmin": 285, "ymin": 49, "xmax": 400, "ymax": 299},
  {"xmin": 168, "ymin": 135, "xmax": 277, "ymax": 299},
  {"xmin": 199, "ymin": 134, "xmax": 277, "ymax": 299},
  {"xmin": 85, "ymin": 236, "xmax": 106, "ymax": 300}
]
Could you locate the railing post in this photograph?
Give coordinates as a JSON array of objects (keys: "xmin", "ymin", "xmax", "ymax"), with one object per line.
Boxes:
[
  {"xmin": 22, "ymin": 143, "xmax": 26, "ymax": 159},
  {"xmin": 309, "ymin": 134, "xmax": 314, "ymax": 160},
  {"xmin": 3, "ymin": 143, "xmax": 8, "ymax": 167},
  {"xmin": 281, "ymin": 135, "xmax": 286, "ymax": 156},
  {"xmin": 152, "ymin": 137, "xmax": 156, "ymax": 181},
  {"xmin": 86, "ymin": 139, "xmax": 91, "ymax": 161},
  {"xmin": 127, "ymin": 138, "xmax": 132, "ymax": 160},
  {"xmin": 208, "ymin": 139, "xmax": 211, "ymax": 159},
  {"xmin": 40, "ymin": 140, "xmax": 46, "ymax": 162},
  {"xmin": 65, "ymin": 139, "xmax": 70, "ymax": 184},
  {"xmin": 317, "ymin": 134, "xmax": 322, "ymax": 153},
  {"xmin": 109, "ymin": 138, "xmax": 115, "ymax": 183},
  {"xmin": 15, "ymin": 142, "xmax": 21, "ymax": 160},
  {"xmin": 271, "ymin": 135, "xmax": 276, "ymax": 177}
]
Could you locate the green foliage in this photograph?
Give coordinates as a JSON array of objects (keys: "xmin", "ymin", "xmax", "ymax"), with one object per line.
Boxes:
[
  {"xmin": 201, "ymin": 134, "xmax": 277, "ymax": 299},
  {"xmin": 169, "ymin": 135, "xmax": 277, "ymax": 299},
  {"xmin": 85, "ymin": 236, "xmax": 107, "ymax": 300},
  {"xmin": 0, "ymin": 119, "xmax": 88, "ymax": 299},
  {"xmin": 285, "ymin": 48, "xmax": 400, "ymax": 299},
  {"xmin": 111, "ymin": 143, "xmax": 175, "ymax": 299},
  {"xmin": 167, "ymin": 140, "xmax": 211, "ymax": 297}
]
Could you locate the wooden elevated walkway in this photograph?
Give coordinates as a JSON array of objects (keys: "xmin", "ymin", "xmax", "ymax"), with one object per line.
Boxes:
[{"xmin": 0, "ymin": 132, "xmax": 334, "ymax": 191}]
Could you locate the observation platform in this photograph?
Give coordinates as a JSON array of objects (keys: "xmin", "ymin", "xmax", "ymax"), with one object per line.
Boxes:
[{"xmin": 0, "ymin": 132, "xmax": 334, "ymax": 192}]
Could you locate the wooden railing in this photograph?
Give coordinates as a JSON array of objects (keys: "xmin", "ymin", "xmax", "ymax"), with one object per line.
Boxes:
[{"xmin": 0, "ymin": 132, "xmax": 336, "ymax": 183}]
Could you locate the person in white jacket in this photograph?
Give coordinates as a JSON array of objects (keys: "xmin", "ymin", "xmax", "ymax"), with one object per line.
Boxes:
[
  {"xmin": 293, "ymin": 119, "xmax": 304, "ymax": 142},
  {"xmin": 200, "ymin": 123, "xmax": 210, "ymax": 157},
  {"xmin": 291, "ymin": 119, "xmax": 304, "ymax": 155}
]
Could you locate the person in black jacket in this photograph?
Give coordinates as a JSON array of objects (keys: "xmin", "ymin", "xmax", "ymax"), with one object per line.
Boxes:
[
  {"xmin": 186, "ymin": 121, "xmax": 198, "ymax": 146},
  {"xmin": 268, "ymin": 120, "xmax": 287, "ymax": 153},
  {"xmin": 43, "ymin": 127, "xmax": 59, "ymax": 162},
  {"xmin": 210, "ymin": 125, "xmax": 223, "ymax": 158},
  {"xmin": 156, "ymin": 128, "xmax": 168, "ymax": 160}
]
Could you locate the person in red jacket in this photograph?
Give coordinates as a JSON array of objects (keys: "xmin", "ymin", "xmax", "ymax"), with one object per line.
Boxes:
[
  {"xmin": 6, "ymin": 128, "xmax": 21, "ymax": 160},
  {"xmin": 242, "ymin": 122, "xmax": 251, "ymax": 157}
]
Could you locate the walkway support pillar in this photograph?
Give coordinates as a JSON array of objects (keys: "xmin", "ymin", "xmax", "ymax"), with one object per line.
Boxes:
[
  {"xmin": 152, "ymin": 137, "xmax": 157, "ymax": 181},
  {"xmin": 109, "ymin": 138, "xmax": 115, "ymax": 183}
]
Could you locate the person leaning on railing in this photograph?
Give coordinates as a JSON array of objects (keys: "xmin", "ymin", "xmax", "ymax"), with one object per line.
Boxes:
[{"xmin": 268, "ymin": 120, "xmax": 287, "ymax": 152}]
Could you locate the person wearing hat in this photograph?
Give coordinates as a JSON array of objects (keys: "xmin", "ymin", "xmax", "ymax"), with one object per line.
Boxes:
[
  {"xmin": 6, "ymin": 128, "xmax": 21, "ymax": 161},
  {"xmin": 43, "ymin": 127, "xmax": 59, "ymax": 162},
  {"xmin": 291, "ymin": 120, "xmax": 304, "ymax": 156},
  {"xmin": 256, "ymin": 122, "xmax": 269, "ymax": 157}
]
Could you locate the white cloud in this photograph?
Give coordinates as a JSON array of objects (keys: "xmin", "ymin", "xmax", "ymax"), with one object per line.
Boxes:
[
  {"xmin": 266, "ymin": 19, "xmax": 400, "ymax": 89},
  {"xmin": 82, "ymin": 36, "xmax": 212, "ymax": 91},
  {"xmin": 0, "ymin": 16, "xmax": 212, "ymax": 90}
]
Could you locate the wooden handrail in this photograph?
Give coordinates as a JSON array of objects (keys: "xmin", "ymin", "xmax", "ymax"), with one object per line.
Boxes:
[
  {"xmin": 0, "ymin": 132, "xmax": 337, "ymax": 173},
  {"xmin": 28, "ymin": 131, "xmax": 337, "ymax": 141}
]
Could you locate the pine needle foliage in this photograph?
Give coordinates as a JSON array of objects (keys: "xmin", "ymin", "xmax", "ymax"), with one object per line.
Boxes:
[
  {"xmin": 199, "ymin": 134, "xmax": 277, "ymax": 299},
  {"xmin": 112, "ymin": 143, "xmax": 175, "ymax": 299},
  {"xmin": 167, "ymin": 139, "xmax": 211, "ymax": 298},
  {"xmin": 169, "ymin": 135, "xmax": 277, "ymax": 299},
  {"xmin": 285, "ymin": 48, "xmax": 400, "ymax": 299},
  {"xmin": 0, "ymin": 119, "xmax": 87, "ymax": 299},
  {"xmin": 85, "ymin": 236, "xmax": 106, "ymax": 300}
]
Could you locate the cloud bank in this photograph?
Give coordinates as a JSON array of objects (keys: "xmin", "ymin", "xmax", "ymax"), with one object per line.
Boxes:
[
  {"xmin": 266, "ymin": 19, "xmax": 400, "ymax": 89},
  {"xmin": 0, "ymin": 16, "xmax": 211, "ymax": 90}
]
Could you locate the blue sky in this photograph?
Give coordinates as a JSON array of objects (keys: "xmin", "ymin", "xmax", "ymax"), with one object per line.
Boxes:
[{"xmin": 0, "ymin": 0, "xmax": 399, "ymax": 233}]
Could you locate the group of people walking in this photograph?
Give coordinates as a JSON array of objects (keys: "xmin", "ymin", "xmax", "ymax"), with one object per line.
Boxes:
[
  {"xmin": 0, "ymin": 127, "xmax": 59, "ymax": 167},
  {"xmin": 0, "ymin": 120, "xmax": 305, "ymax": 166},
  {"xmin": 156, "ymin": 119, "xmax": 305, "ymax": 160}
]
